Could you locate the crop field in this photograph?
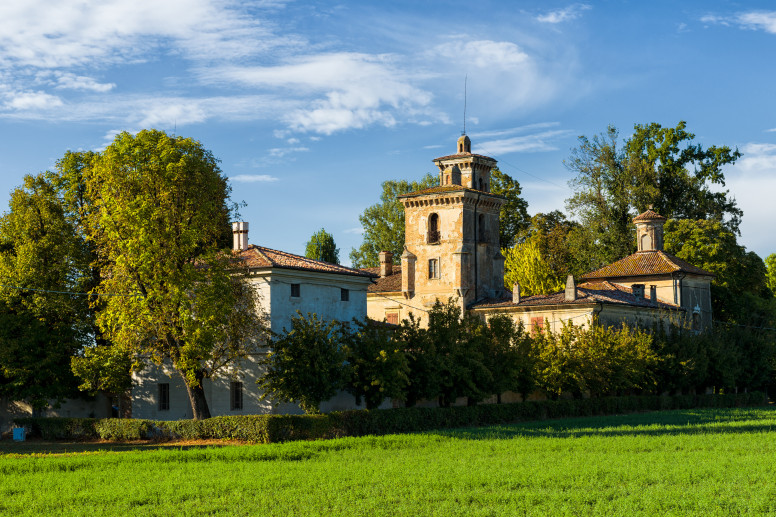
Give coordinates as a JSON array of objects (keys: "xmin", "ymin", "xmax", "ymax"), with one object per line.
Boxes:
[{"xmin": 2, "ymin": 407, "xmax": 776, "ymax": 516}]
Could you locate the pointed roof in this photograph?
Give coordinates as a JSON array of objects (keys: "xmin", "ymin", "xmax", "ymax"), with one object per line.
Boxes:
[
  {"xmin": 633, "ymin": 209, "xmax": 667, "ymax": 222},
  {"xmin": 581, "ymin": 250, "xmax": 714, "ymax": 279},
  {"xmin": 235, "ymin": 245, "xmax": 377, "ymax": 278},
  {"xmin": 362, "ymin": 266, "xmax": 403, "ymax": 292}
]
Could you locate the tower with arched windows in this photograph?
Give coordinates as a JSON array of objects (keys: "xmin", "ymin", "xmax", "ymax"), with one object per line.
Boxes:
[{"xmin": 366, "ymin": 134, "xmax": 506, "ymax": 323}]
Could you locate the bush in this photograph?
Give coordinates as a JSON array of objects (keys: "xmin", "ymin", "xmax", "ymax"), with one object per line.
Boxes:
[{"xmin": 13, "ymin": 392, "xmax": 767, "ymax": 443}]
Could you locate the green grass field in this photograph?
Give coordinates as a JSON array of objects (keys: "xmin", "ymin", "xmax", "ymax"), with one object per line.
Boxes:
[{"xmin": 2, "ymin": 407, "xmax": 776, "ymax": 516}]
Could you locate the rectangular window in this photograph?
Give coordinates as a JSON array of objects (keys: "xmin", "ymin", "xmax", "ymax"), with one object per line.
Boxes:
[
  {"xmin": 230, "ymin": 381, "xmax": 243, "ymax": 411},
  {"xmin": 340, "ymin": 288, "xmax": 349, "ymax": 302},
  {"xmin": 291, "ymin": 283, "xmax": 300, "ymax": 297},
  {"xmin": 530, "ymin": 317, "xmax": 544, "ymax": 336},
  {"xmin": 158, "ymin": 383, "xmax": 170, "ymax": 411},
  {"xmin": 385, "ymin": 312, "xmax": 399, "ymax": 325},
  {"xmin": 428, "ymin": 258, "xmax": 439, "ymax": 279}
]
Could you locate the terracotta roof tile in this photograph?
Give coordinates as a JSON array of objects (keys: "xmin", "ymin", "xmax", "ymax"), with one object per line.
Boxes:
[
  {"xmin": 472, "ymin": 280, "xmax": 680, "ymax": 310},
  {"xmin": 363, "ymin": 266, "xmax": 403, "ymax": 292},
  {"xmin": 433, "ymin": 152, "xmax": 497, "ymax": 162},
  {"xmin": 235, "ymin": 245, "xmax": 377, "ymax": 278},
  {"xmin": 633, "ymin": 209, "xmax": 667, "ymax": 222},
  {"xmin": 581, "ymin": 250, "xmax": 713, "ymax": 279}
]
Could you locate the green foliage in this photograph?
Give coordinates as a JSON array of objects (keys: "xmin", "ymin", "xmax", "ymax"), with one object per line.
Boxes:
[
  {"xmin": 304, "ymin": 228, "xmax": 340, "ymax": 264},
  {"xmin": 70, "ymin": 345, "xmax": 134, "ymax": 396},
  {"xmin": 766, "ymin": 253, "xmax": 776, "ymax": 296},
  {"xmin": 85, "ymin": 129, "xmax": 265, "ymax": 420},
  {"xmin": 0, "ymin": 173, "xmax": 92, "ymax": 408},
  {"xmin": 394, "ymin": 314, "xmax": 442, "ymax": 407},
  {"xmin": 664, "ymin": 218, "xmax": 770, "ymax": 323},
  {"xmin": 258, "ymin": 312, "xmax": 346, "ymax": 414},
  {"xmin": 503, "ymin": 239, "xmax": 564, "ymax": 296},
  {"xmin": 480, "ymin": 314, "xmax": 536, "ymax": 400},
  {"xmin": 490, "ymin": 168, "xmax": 530, "ymax": 248},
  {"xmin": 341, "ymin": 319, "xmax": 409, "ymax": 410},
  {"xmin": 565, "ymin": 121, "xmax": 742, "ymax": 270},
  {"xmin": 349, "ymin": 173, "xmax": 438, "ymax": 268},
  {"xmin": 534, "ymin": 322, "xmax": 657, "ymax": 399}
]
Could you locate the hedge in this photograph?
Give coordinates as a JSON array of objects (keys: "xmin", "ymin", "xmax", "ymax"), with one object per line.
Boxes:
[{"xmin": 12, "ymin": 392, "xmax": 767, "ymax": 443}]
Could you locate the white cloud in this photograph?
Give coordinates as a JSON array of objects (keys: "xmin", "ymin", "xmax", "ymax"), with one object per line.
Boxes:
[
  {"xmin": 230, "ymin": 174, "xmax": 279, "ymax": 183},
  {"xmin": 268, "ymin": 146, "xmax": 309, "ymax": 158},
  {"xmin": 432, "ymin": 41, "xmax": 529, "ymax": 69},
  {"xmin": 702, "ymin": 10, "xmax": 776, "ymax": 34},
  {"xmin": 476, "ymin": 129, "xmax": 574, "ymax": 155},
  {"xmin": 52, "ymin": 73, "xmax": 116, "ymax": 92},
  {"xmin": 343, "ymin": 227, "xmax": 365, "ymax": 235},
  {"xmin": 472, "ymin": 122, "xmax": 561, "ymax": 139},
  {"xmin": 536, "ymin": 4, "xmax": 592, "ymax": 24},
  {"xmin": 766, "ymin": 128, "xmax": 776, "ymax": 132},
  {"xmin": 726, "ymin": 143, "xmax": 776, "ymax": 256},
  {"xmin": 0, "ymin": 0, "xmax": 292, "ymax": 69},
  {"xmin": 4, "ymin": 90, "xmax": 63, "ymax": 110},
  {"xmin": 203, "ymin": 52, "xmax": 433, "ymax": 134}
]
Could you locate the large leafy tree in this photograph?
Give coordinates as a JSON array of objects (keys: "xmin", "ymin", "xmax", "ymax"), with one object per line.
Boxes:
[
  {"xmin": 490, "ymin": 168, "xmax": 530, "ymax": 248},
  {"xmin": 257, "ymin": 312, "xmax": 345, "ymax": 414},
  {"xmin": 0, "ymin": 174, "xmax": 91, "ymax": 408},
  {"xmin": 503, "ymin": 239, "xmax": 564, "ymax": 296},
  {"xmin": 349, "ymin": 174, "xmax": 438, "ymax": 268},
  {"xmin": 86, "ymin": 129, "xmax": 266, "ymax": 420},
  {"xmin": 765, "ymin": 253, "xmax": 776, "ymax": 297},
  {"xmin": 305, "ymin": 228, "xmax": 340, "ymax": 264},
  {"xmin": 565, "ymin": 122, "xmax": 742, "ymax": 270}
]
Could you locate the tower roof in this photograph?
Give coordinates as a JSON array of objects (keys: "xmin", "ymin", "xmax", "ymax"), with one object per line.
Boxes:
[{"xmin": 633, "ymin": 209, "xmax": 667, "ymax": 223}]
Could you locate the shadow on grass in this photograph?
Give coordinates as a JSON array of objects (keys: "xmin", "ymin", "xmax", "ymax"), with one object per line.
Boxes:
[
  {"xmin": 428, "ymin": 406, "xmax": 776, "ymax": 441},
  {"xmin": 0, "ymin": 440, "xmax": 229, "ymax": 456}
]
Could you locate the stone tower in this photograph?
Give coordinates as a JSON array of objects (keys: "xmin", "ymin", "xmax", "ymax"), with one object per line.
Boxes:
[
  {"xmin": 633, "ymin": 208, "xmax": 666, "ymax": 252},
  {"xmin": 397, "ymin": 135, "xmax": 506, "ymax": 315}
]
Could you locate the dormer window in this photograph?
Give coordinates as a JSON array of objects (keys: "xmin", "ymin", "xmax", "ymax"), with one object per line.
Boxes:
[{"xmin": 428, "ymin": 213, "xmax": 440, "ymax": 244}]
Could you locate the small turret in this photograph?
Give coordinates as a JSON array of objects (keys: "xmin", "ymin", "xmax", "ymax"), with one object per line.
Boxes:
[{"xmin": 633, "ymin": 207, "xmax": 666, "ymax": 252}]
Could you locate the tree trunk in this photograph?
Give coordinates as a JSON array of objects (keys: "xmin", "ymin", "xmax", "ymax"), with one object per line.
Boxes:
[{"xmin": 181, "ymin": 370, "xmax": 212, "ymax": 420}]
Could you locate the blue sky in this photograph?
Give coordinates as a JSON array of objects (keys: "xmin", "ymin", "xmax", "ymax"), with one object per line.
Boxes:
[{"xmin": 0, "ymin": 0, "xmax": 774, "ymax": 265}]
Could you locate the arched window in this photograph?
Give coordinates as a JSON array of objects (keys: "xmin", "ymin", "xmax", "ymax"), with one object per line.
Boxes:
[
  {"xmin": 428, "ymin": 213, "xmax": 440, "ymax": 244},
  {"xmin": 478, "ymin": 178, "xmax": 483, "ymax": 190}
]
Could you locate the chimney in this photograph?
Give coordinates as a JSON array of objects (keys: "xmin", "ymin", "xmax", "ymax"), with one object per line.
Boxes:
[
  {"xmin": 649, "ymin": 285, "xmax": 657, "ymax": 304},
  {"xmin": 565, "ymin": 275, "xmax": 577, "ymax": 302},
  {"xmin": 513, "ymin": 283, "xmax": 521, "ymax": 304},
  {"xmin": 631, "ymin": 284, "xmax": 645, "ymax": 299},
  {"xmin": 232, "ymin": 222, "xmax": 249, "ymax": 251},
  {"xmin": 379, "ymin": 251, "xmax": 393, "ymax": 277}
]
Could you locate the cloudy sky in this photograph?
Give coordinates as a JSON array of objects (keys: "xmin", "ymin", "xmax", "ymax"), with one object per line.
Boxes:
[{"xmin": 0, "ymin": 0, "xmax": 774, "ymax": 264}]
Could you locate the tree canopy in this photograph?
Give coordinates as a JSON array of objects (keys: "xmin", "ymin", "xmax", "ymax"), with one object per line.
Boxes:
[
  {"xmin": 349, "ymin": 174, "xmax": 438, "ymax": 268},
  {"xmin": 490, "ymin": 168, "xmax": 530, "ymax": 249},
  {"xmin": 565, "ymin": 121, "xmax": 742, "ymax": 270},
  {"xmin": 85, "ymin": 129, "xmax": 267, "ymax": 419},
  {"xmin": 305, "ymin": 228, "xmax": 340, "ymax": 264}
]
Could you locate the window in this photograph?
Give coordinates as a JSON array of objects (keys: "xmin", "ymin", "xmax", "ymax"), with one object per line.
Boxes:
[
  {"xmin": 530, "ymin": 317, "xmax": 544, "ymax": 336},
  {"xmin": 340, "ymin": 288, "xmax": 349, "ymax": 301},
  {"xmin": 428, "ymin": 258, "xmax": 439, "ymax": 279},
  {"xmin": 158, "ymin": 383, "xmax": 170, "ymax": 411},
  {"xmin": 385, "ymin": 312, "xmax": 399, "ymax": 325},
  {"xmin": 291, "ymin": 283, "xmax": 300, "ymax": 297},
  {"xmin": 230, "ymin": 381, "xmax": 243, "ymax": 411},
  {"xmin": 478, "ymin": 214, "xmax": 487, "ymax": 242},
  {"xmin": 428, "ymin": 213, "xmax": 440, "ymax": 244}
]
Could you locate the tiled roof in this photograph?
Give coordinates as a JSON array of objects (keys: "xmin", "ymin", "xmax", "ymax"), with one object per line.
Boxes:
[
  {"xmin": 433, "ymin": 152, "xmax": 497, "ymax": 162},
  {"xmin": 362, "ymin": 266, "xmax": 403, "ymax": 292},
  {"xmin": 471, "ymin": 280, "xmax": 680, "ymax": 310},
  {"xmin": 235, "ymin": 245, "xmax": 377, "ymax": 278},
  {"xmin": 633, "ymin": 209, "xmax": 666, "ymax": 222},
  {"xmin": 581, "ymin": 250, "xmax": 713, "ymax": 279},
  {"xmin": 398, "ymin": 185, "xmax": 504, "ymax": 198}
]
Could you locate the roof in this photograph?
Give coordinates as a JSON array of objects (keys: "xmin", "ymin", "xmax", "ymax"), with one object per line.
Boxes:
[
  {"xmin": 633, "ymin": 209, "xmax": 667, "ymax": 222},
  {"xmin": 362, "ymin": 266, "xmax": 403, "ymax": 292},
  {"xmin": 235, "ymin": 245, "xmax": 377, "ymax": 278},
  {"xmin": 581, "ymin": 250, "xmax": 714, "ymax": 279},
  {"xmin": 433, "ymin": 152, "xmax": 497, "ymax": 162},
  {"xmin": 398, "ymin": 185, "xmax": 504, "ymax": 198},
  {"xmin": 471, "ymin": 280, "xmax": 681, "ymax": 310}
]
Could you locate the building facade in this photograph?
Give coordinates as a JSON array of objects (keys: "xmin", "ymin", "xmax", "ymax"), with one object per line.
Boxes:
[{"xmin": 131, "ymin": 223, "xmax": 379, "ymax": 420}]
